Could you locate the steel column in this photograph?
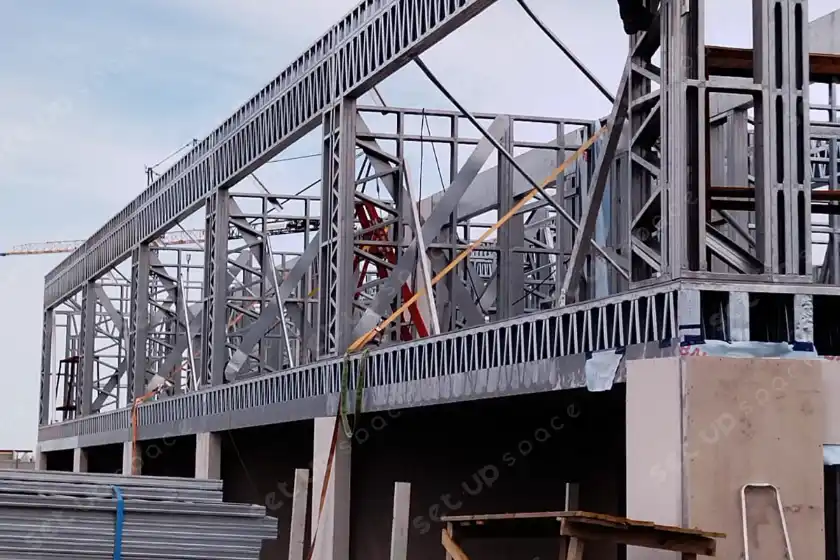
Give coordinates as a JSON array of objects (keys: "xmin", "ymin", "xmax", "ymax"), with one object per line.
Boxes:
[
  {"xmin": 496, "ymin": 116, "xmax": 525, "ymax": 318},
  {"xmin": 77, "ymin": 282, "xmax": 95, "ymax": 417},
  {"xmin": 201, "ymin": 190, "xmax": 231, "ymax": 386},
  {"xmin": 829, "ymin": 80, "xmax": 839, "ymax": 282},
  {"xmin": 38, "ymin": 308, "xmax": 54, "ymax": 426},
  {"xmin": 127, "ymin": 244, "xmax": 152, "ymax": 400},
  {"xmin": 661, "ymin": 0, "xmax": 706, "ymax": 277},
  {"xmin": 753, "ymin": 0, "xmax": 812, "ymax": 277},
  {"xmin": 317, "ymin": 97, "xmax": 358, "ymax": 357}
]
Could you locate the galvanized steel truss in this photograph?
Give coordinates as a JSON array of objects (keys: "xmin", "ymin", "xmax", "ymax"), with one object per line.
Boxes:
[{"xmin": 37, "ymin": 0, "xmax": 840, "ymax": 446}]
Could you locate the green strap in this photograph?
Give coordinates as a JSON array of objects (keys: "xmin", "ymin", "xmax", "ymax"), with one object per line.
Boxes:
[{"xmin": 339, "ymin": 349, "xmax": 368, "ymax": 438}]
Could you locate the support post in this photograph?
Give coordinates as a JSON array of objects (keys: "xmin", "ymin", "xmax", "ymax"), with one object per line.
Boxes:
[
  {"xmin": 34, "ymin": 447, "xmax": 47, "ymax": 471},
  {"xmin": 73, "ymin": 448, "xmax": 88, "ymax": 473},
  {"xmin": 128, "ymin": 244, "xmax": 151, "ymax": 400},
  {"xmin": 122, "ymin": 441, "xmax": 136, "ymax": 475},
  {"xmin": 662, "ymin": 0, "xmax": 707, "ymax": 278},
  {"xmin": 728, "ymin": 291, "xmax": 751, "ymax": 342},
  {"xmin": 678, "ymin": 289, "xmax": 703, "ymax": 343},
  {"xmin": 794, "ymin": 293, "xmax": 814, "ymax": 344},
  {"xmin": 317, "ymin": 97, "xmax": 358, "ymax": 357},
  {"xmin": 195, "ymin": 432, "xmax": 221, "ymax": 479},
  {"xmin": 496, "ymin": 116, "xmax": 526, "ymax": 318},
  {"xmin": 288, "ymin": 468, "xmax": 310, "ymax": 560},
  {"xmin": 311, "ymin": 417, "xmax": 351, "ymax": 560},
  {"xmin": 39, "ymin": 307, "xmax": 54, "ymax": 426},
  {"xmin": 77, "ymin": 281, "xmax": 96, "ymax": 417},
  {"xmin": 311, "ymin": 96, "xmax": 357, "ymax": 560},
  {"xmin": 626, "ymin": 4, "xmax": 663, "ymax": 285},
  {"xmin": 828, "ymin": 80, "xmax": 839, "ymax": 283},
  {"xmin": 390, "ymin": 482, "xmax": 411, "ymax": 560},
  {"xmin": 753, "ymin": 0, "xmax": 812, "ymax": 277},
  {"xmin": 202, "ymin": 189, "xmax": 231, "ymax": 385}
]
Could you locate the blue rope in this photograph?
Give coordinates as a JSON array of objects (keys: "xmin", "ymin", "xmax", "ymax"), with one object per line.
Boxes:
[{"xmin": 110, "ymin": 485, "xmax": 125, "ymax": 560}]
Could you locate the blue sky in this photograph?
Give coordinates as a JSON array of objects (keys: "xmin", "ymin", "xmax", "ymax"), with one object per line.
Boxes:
[{"xmin": 0, "ymin": 0, "xmax": 838, "ymax": 450}]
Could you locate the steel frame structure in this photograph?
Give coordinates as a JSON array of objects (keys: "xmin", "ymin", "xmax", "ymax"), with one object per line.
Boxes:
[{"xmin": 36, "ymin": 0, "xmax": 840, "ymax": 449}]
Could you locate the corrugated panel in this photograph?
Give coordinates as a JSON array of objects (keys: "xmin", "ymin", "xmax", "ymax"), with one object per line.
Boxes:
[{"xmin": 0, "ymin": 469, "xmax": 275, "ymax": 559}]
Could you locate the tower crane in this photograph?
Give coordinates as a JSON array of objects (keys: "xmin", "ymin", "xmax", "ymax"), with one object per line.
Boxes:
[{"xmin": 0, "ymin": 219, "xmax": 320, "ymax": 257}]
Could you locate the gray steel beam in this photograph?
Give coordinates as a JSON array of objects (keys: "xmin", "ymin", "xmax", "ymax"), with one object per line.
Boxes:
[{"xmin": 42, "ymin": 0, "xmax": 500, "ymax": 309}]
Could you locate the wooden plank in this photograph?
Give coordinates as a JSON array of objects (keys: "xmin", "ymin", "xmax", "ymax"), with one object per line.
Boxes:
[
  {"xmin": 441, "ymin": 510, "xmax": 724, "ymax": 539},
  {"xmin": 442, "ymin": 511, "xmax": 567, "ymax": 523},
  {"xmin": 389, "ymin": 482, "xmax": 411, "ymax": 560},
  {"xmin": 706, "ymin": 45, "xmax": 840, "ymax": 82},
  {"xmin": 287, "ymin": 468, "xmax": 309, "ymax": 560},
  {"xmin": 441, "ymin": 528, "xmax": 471, "ymax": 560},
  {"xmin": 566, "ymin": 537, "xmax": 585, "ymax": 560},
  {"xmin": 560, "ymin": 511, "xmax": 725, "ymax": 539},
  {"xmin": 559, "ymin": 520, "xmax": 717, "ymax": 556}
]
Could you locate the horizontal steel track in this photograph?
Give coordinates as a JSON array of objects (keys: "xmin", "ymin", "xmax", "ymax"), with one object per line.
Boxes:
[
  {"xmin": 38, "ymin": 283, "xmax": 680, "ymax": 444},
  {"xmin": 43, "ymin": 0, "xmax": 498, "ymax": 308}
]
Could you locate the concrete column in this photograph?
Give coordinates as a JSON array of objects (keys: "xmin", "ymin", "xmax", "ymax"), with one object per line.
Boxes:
[
  {"xmin": 122, "ymin": 441, "xmax": 137, "ymax": 475},
  {"xmin": 72, "ymin": 448, "xmax": 88, "ymax": 473},
  {"xmin": 195, "ymin": 432, "xmax": 221, "ymax": 479},
  {"xmin": 626, "ymin": 358, "xmax": 682, "ymax": 560},
  {"xmin": 310, "ymin": 417, "xmax": 351, "ymax": 560},
  {"xmin": 34, "ymin": 446, "xmax": 47, "ymax": 471},
  {"xmin": 728, "ymin": 291, "xmax": 751, "ymax": 341}
]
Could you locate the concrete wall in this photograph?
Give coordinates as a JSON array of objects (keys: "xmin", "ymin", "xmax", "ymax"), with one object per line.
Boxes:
[
  {"xmin": 350, "ymin": 388, "xmax": 625, "ymax": 560},
  {"xmin": 138, "ymin": 435, "xmax": 196, "ymax": 477},
  {"xmin": 221, "ymin": 421, "xmax": 313, "ymax": 552},
  {"xmin": 85, "ymin": 443, "xmax": 124, "ymax": 473}
]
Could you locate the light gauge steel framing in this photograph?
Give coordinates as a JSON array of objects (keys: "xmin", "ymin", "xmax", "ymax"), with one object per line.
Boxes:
[{"xmin": 36, "ymin": 0, "xmax": 840, "ymax": 449}]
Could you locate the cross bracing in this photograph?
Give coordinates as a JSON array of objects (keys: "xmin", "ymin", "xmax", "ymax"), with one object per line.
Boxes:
[{"xmin": 37, "ymin": 0, "xmax": 840, "ymax": 447}]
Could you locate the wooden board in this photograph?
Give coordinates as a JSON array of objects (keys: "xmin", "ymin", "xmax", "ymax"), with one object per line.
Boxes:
[
  {"xmin": 441, "ymin": 511, "xmax": 723, "ymax": 557},
  {"xmin": 706, "ymin": 45, "xmax": 840, "ymax": 82},
  {"xmin": 683, "ymin": 357, "xmax": 825, "ymax": 560}
]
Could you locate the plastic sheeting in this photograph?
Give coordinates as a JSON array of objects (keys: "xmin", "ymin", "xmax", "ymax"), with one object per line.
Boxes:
[
  {"xmin": 583, "ymin": 340, "xmax": 825, "ymax": 393},
  {"xmin": 825, "ymin": 445, "xmax": 840, "ymax": 466},
  {"xmin": 678, "ymin": 340, "xmax": 819, "ymax": 360},
  {"xmin": 584, "ymin": 350, "xmax": 623, "ymax": 392}
]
